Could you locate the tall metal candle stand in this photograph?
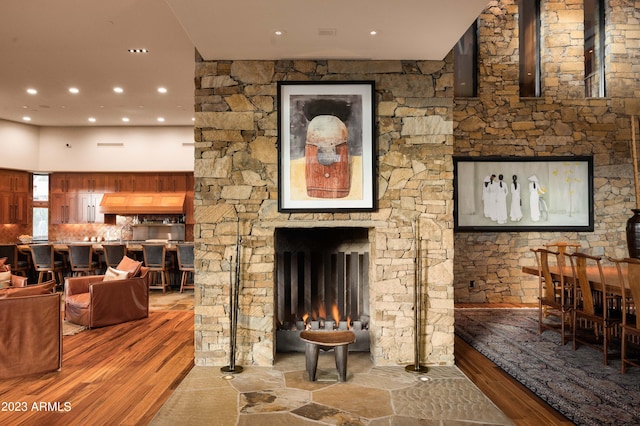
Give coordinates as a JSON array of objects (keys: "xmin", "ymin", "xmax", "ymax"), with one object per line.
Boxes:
[{"xmin": 406, "ymin": 219, "xmax": 428, "ymax": 373}]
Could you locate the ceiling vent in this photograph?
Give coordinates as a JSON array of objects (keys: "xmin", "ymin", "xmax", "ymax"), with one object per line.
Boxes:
[{"xmin": 318, "ymin": 28, "xmax": 337, "ymax": 37}]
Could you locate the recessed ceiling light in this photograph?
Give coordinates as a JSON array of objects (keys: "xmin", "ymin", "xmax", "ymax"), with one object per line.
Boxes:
[
  {"xmin": 113, "ymin": 87, "xmax": 124, "ymax": 94},
  {"xmin": 370, "ymin": 30, "xmax": 378, "ymax": 36},
  {"xmin": 88, "ymin": 117, "xmax": 96, "ymax": 123},
  {"xmin": 157, "ymin": 87, "xmax": 167, "ymax": 94},
  {"xmin": 22, "ymin": 116, "xmax": 31, "ymax": 121},
  {"xmin": 121, "ymin": 117, "xmax": 130, "ymax": 122},
  {"xmin": 157, "ymin": 117, "xmax": 165, "ymax": 122},
  {"xmin": 69, "ymin": 87, "xmax": 79, "ymax": 94},
  {"xmin": 128, "ymin": 48, "xmax": 149, "ymax": 53},
  {"xmin": 26, "ymin": 88, "xmax": 37, "ymax": 95},
  {"xmin": 274, "ymin": 30, "xmax": 284, "ymax": 36}
]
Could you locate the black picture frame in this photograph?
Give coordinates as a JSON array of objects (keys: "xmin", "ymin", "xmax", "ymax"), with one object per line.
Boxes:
[
  {"xmin": 453, "ymin": 156, "xmax": 594, "ymax": 232},
  {"xmin": 277, "ymin": 81, "xmax": 376, "ymax": 212}
]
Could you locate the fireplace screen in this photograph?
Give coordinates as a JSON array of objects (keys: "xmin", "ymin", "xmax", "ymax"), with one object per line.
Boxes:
[{"xmin": 275, "ymin": 228, "xmax": 370, "ymax": 352}]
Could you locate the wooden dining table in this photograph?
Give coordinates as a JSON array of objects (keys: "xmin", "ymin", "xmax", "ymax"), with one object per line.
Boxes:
[{"xmin": 522, "ymin": 263, "xmax": 630, "ymax": 297}]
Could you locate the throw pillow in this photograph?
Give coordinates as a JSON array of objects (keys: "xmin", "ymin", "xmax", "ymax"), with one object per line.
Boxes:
[
  {"xmin": 116, "ymin": 256, "xmax": 142, "ymax": 277},
  {"xmin": 0, "ymin": 279, "xmax": 56, "ymax": 298},
  {"xmin": 0, "ymin": 270, "xmax": 11, "ymax": 289},
  {"xmin": 103, "ymin": 267, "xmax": 130, "ymax": 282}
]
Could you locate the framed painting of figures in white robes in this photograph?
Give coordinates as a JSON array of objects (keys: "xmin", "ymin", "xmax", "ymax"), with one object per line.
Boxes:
[{"xmin": 453, "ymin": 156, "xmax": 594, "ymax": 232}]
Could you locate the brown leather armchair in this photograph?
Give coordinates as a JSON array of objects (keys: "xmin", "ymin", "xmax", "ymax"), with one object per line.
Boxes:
[
  {"xmin": 0, "ymin": 285, "xmax": 62, "ymax": 379},
  {"xmin": 64, "ymin": 267, "xmax": 149, "ymax": 328}
]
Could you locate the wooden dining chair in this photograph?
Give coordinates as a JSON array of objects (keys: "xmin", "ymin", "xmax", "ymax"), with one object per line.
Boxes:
[
  {"xmin": 610, "ymin": 257, "xmax": 640, "ymax": 373},
  {"xmin": 102, "ymin": 244, "xmax": 127, "ymax": 269},
  {"xmin": 531, "ymin": 247, "xmax": 572, "ymax": 345},
  {"xmin": 68, "ymin": 244, "xmax": 100, "ymax": 276},
  {"xmin": 176, "ymin": 243, "xmax": 194, "ymax": 293},
  {"xmin": 29, "ymin": 244, "xmax": 65, "ymax": 286},
  {"xmin": 142, "ymin": 244, "xmax": 170, "ymax": 293},
  {"xmin": 0, "ymin": 244, "xmax": 29, "ymax": 276},
  {"xmin": 568, "ymin": 252, "xmax": 620, "ymax": 365}
]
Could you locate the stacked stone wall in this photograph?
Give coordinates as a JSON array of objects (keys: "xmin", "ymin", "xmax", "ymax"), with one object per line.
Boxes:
[
  {"xmin": 193, "ymin": 57, "xmax": 455, "ymax": 366},
  {"xmin": 454, "ymin": 0, "xmax": 640, "ymax": 303}
]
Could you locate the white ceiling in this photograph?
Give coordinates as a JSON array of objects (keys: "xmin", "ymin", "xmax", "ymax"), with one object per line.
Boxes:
[{"xmin": 0, "ymin": 0, "xmax": 488, "ymax": 128}]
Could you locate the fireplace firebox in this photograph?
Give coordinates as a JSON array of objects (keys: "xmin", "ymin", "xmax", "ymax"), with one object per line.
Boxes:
[{"xmin": 275, "ymin": 228, "xmax": 370, "ymax": 352}]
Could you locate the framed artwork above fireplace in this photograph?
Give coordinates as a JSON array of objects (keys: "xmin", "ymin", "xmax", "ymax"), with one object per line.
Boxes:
[{"xmin": 277, "ymin": 81, "xmax": 376, "ymax": 212}]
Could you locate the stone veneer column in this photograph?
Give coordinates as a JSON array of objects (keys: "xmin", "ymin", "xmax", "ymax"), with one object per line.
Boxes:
[{"xmin": 193, "ymin": 57, "xmax": 455, "ymax": 367}]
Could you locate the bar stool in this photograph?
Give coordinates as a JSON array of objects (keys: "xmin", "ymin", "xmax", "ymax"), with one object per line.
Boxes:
[
  {"xmin": 142, "ymin": 244, "xmax": 170, "ymax": 293},
  {"xmin": 176, "ymin": 243, "xmax": 195, "ymax": 293},
  {"xmin": 103, "ymin": 244, "xmax": 127, "ymax": 269},
  {"xmin": 0, "ymin": 244, "xmax": 29, "ymax": 276},
  {"xmin": 68, "ymin": 244, "xmax": 100, "ymax": 276},
  {"xmin": 29, "ymin": 244, "xmax": 65, "ymax": 286}
]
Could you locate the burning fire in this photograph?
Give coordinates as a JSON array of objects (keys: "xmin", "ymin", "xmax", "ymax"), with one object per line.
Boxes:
[{"xmin": 331, "ymin": 304, "xmax": 341, "ymax": 323}]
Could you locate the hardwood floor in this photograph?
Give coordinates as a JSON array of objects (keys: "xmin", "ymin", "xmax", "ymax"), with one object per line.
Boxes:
[
  {"xmin": 0, "ymin": 310, "xmax": 194, "ymax": 426},
  {"xmin": 455, "ymin": 304, "xmax": 573, "ymax": 426},
  {"xmin": 455, "ymin": 336, "xmax": 572, "ymax": 425},
  {"xmin": 0, "ymin": 303, "xmax": 569, "ymax": 425}
]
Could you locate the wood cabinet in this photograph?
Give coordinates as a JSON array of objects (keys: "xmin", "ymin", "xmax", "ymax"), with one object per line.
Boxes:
[
  {"xmin": 50, "ymin": 173, "xmax": 73, "ymax": 193},
  {"xmin": 0, "ymin": 171, "xmax": 30, "ymax": 193},
  {"xmin": 105, "ymin": 173, "xmax": 134, "ymax": 192},
  {"xmin": 0, "ymin": 192, "xmax": 29, "ymax": 224},
  {"xmin": 76, "ymin": 175, "xmax": 104, "ymax": 193},
  {"xmin": 156, "ymin": 173, "xmax": 187, "ymax": 192},
  {"xmin": 49, "ymin": 171, "xmax": 193, "ymax": 224},
  {"xmin": 51, "ymin": 173, "xmax": 105, "ymax": 193},
  {"xmin": 50, "ymin": 193, "xmax": 79, "ymax": 224},
  {"xmin": 0, "ymin": 170, "xmax": 30, "ymax": 224}
]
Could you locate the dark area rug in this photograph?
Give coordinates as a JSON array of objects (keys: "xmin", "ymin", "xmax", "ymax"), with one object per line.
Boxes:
[{"xmin": 455, "ymin": 308, "xmax": 640, "ymax": 426}]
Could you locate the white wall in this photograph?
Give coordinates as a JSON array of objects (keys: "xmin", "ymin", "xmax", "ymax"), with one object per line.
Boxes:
[
  {"xmin": 0, "ymin": 120, "xmax": 194, "ymax": 172},
  {"xmin": 0, "ymin": 120, "xmax": 40, "ymax": 171}
]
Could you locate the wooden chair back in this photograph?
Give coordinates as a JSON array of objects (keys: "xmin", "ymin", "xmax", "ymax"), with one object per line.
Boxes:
[
  {"xmin": 610, "ymin": 257, "xmax": 640, "ymax": 329},
  {"xmin": 531, "ymin": 247, "xmax": 561, "ymax": 302},
  {"xmin": 68, "ymin": 245, "xmax": 94, "ymax": 271},
  {"xmin": 176, "ymin": 243, "xmax": 194, "ymax": 271},
  {"xmin": 568, "ymin": 252, "xmax": 605, "ymax": 317},
  {"xmin": 103, "ymin": 244, "xmax": 127, "ymax": 268},
  {"xmin": 30, "ymin": 244, "xmax": 55, "ymax": 270},
  {"xmin": 142, "ymin": 244, "xmax": 167, "ymax": 270}
]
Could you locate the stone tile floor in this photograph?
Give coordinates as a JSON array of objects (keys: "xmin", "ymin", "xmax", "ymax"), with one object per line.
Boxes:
[{"xmin": 150, "ymin": 351, "xmax": 513, "ymax": 425}]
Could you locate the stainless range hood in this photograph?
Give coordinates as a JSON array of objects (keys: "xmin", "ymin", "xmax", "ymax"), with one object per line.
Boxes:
[{"xmin": 100, "ymin": 192, "xmax": 186, "ymax": 215}]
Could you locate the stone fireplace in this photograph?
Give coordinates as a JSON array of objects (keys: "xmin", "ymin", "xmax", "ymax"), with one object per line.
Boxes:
[{"xmin": 193, "ymin": 58, "xmax": 455, "ymax": 367}]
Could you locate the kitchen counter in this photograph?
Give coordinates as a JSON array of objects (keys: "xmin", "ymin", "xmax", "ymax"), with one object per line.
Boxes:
[{"xmin": 18, "ymin": 240, "xmax": 191, "ymax": 254}]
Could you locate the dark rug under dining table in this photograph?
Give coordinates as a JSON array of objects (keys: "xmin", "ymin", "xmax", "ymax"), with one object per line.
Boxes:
[{"xmin": 455, "ymin": 308, "xmax": 640, "ymax": 426}]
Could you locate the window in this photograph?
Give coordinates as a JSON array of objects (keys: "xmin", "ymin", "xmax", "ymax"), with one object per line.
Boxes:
[
  {"xmin": 32, "ymin": 174, "xmax": 49, "ymax": 241},
  {"xmin": 519, "ymin": 0, "xmax": 541, "ymax": 97},
  {"xmin": 584, "ymin": 0, "xmax": 605, "ymax": 97},
  {"xmin": 454, "ymin": 21, "xmax": 478, "ymax": 97}
]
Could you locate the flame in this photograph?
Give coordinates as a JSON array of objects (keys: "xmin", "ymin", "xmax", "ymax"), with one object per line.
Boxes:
[
  {"xmin": 302, "ymin": 312, "xmax": 309, "ymax": 323},
  {"xmin": 318, "ymin": 303, "xmax": 326, "ymax": 320},
  {"xmin": 332, "ymin": 304, "xmax": 341, "ymax": 323},
  {"xmin": 347, "ymin": 315, "xmax": 352, "ymax": 329}
]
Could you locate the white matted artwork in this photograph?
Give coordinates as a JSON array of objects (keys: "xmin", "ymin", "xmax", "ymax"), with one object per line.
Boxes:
[{"xmin": 454, "ymin": 156, "xmax": 594, "ymax": 232}]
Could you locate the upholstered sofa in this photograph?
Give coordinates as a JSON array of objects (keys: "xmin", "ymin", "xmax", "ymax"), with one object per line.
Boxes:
[
  {"xmin": 64, "ymin": 256, "xmax": 149, "ymax": 328},
  {"xmin": 0, "ymin": 280, "xmax": 62, "ymax": 379}
]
